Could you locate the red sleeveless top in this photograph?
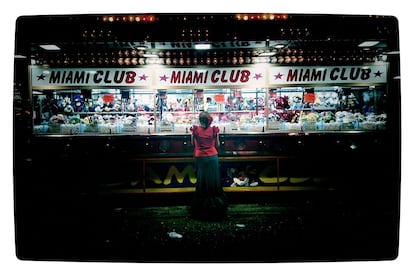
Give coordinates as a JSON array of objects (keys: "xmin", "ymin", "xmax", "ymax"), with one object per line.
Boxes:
[{"xmin": 190, "ymin": 125, "xmax": 219, "ymax": 157}]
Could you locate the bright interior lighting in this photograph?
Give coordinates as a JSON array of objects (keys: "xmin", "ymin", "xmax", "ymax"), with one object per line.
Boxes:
[
  {"xmin": 143, "ymin": 54, "xmax": 158, "ymax": 58},
  {"xmin": 194, "ymin": 44, "xmax": 211, "ymax": 50},
  {"xmin": 39, "ymin": 44, "xmax": 61, "ymax": 50},
  {"xmin": 358, "ymin": 41, "xmax": 380, "ymax": 47},
  {"xmin": 258, "ymin": 52, "xmax": 276, "ymax": 57}
]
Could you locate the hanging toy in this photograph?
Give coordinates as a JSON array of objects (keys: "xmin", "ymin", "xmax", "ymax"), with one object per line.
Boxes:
[
  {"xmin": 73, "ymin": 94, "xmax": 84, "ymax": 112},
  {"xmin": 63, "ymin": 98, "xmax": 74, "ymax": 113}
]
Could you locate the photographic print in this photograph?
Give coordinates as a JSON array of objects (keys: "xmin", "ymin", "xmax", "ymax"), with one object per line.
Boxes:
[{"xmin": 13, "ymin": 12, "xmax": 401, "ymax": 263}]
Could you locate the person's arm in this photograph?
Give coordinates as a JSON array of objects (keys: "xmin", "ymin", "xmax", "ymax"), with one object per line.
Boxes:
[
  {"xmin": 214, "ymin": 126, "xmax": 220, "ymax": 148},
  {"xmin": 190, "ymin": 126, "xmax": 195, "ymax": 145}
]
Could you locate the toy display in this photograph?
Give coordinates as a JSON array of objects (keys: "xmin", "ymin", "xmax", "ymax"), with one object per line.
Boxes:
[
  {"xmin": 32, "ymin": 85, "xmax": 387, "ymax": 135},
  {"xmin": 267, "ymin": 86, "xmax": 387, "ymax": 131},
  {"xmin": 227, "ymin": 166, "xmax": 259, "ymax": 187}
]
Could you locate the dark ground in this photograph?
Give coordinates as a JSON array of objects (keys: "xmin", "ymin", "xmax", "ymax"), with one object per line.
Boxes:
[{"xmin": 15, "ymin": 189, "xmax": 400, "ymax": 263}]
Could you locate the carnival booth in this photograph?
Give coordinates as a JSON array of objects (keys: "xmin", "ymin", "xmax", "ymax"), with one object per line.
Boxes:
[{"xmin": 14, "ymin": 14, "xmax": 399, "ymax": 196}]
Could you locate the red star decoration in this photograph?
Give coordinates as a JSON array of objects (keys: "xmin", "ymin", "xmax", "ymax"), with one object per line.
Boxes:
[
  {"xmin": 253, "ymin": 73, "xmax": 263, "ymax": 80},
  {"xmin": 374, "ymin": 70, "xmax": 383, "ymax": 77},
  {"xmin": 274, "ymin": 73, "xmax": 283, "ymax": 80},
  {"xmin": 37, "ymin": 73, "xmax": 46, "ymax": 80},
  {"xmin": 159, "ymin": 74, "xmax": 168, "ymax": 82},
  {"xmin": 139, "ymin": 74, "xmax": 148, "ymax": 81}
]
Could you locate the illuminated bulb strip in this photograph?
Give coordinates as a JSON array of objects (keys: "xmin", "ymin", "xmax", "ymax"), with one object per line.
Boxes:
[
  {"xmin": 235, "ymin": 14, "xmax": 288, "ymax": 21},
  {"xmin": 101, "ymin": 15, "xmax": 156, "ymax": 23}
]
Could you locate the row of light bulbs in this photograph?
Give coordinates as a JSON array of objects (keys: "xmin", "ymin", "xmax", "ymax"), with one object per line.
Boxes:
[
  {"xmin": 34, "ymin": 53, "xmax": 377, "ymax": 66},
  {"xmin": 101, "ymin": 15, "xmax": 156, "ymax": 23},
  {"xmin": 81, "ymin": 28, "xmax": 309, "ymax": 43},
  {"xmin": 98, "ymin": 14, "xmax": 288, "ymax": 23},
  {"xmin": 109, "ymin": 48, "xmax": 372, "ymax": 59}
]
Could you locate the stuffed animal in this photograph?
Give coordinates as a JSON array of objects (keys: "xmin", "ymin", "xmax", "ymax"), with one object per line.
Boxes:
[
  {"xmin": 127, "ymin": 102, "xmax": 135, "ymax": 112},
  {"xmin": 63, "ymin": 98, "xmax": 74, "ymax": 113},
  {"xmin": 73, "ymin": 94, "xmax": 84, "ymax": 112},
  {"xmin": 231, "ymin": 171, "xmax": 249, "ymax": 187}
]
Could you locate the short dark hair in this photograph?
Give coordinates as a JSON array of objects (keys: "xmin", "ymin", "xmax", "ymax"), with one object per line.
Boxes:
[{"xmin": 199, "ymin": 111, "xmax": 210, "ymax": 128}]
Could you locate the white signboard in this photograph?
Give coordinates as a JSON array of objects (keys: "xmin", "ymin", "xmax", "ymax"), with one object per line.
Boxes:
[
  {"xmin": 31, "ymin": 64, "xmax": 388, "ymax": 89},
  {"xmin": 155, "ymin": 67, "xmax": 266, "ymax": 88},
  {"xmin": 269, "ymin": 65, "xmax": 388, "ymax": 85},
  {"xmin": 31, "ymin": 68, "xmax": 152, "ymax": 87}
]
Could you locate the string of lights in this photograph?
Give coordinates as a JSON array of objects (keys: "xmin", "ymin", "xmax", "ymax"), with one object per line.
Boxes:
[
  {"xmin": 25, "ymin": 14, "xmax": 392, "ymax": 67},
  {"xmin": 33, "ymin": 48, "xmax": 379, "ymax": 67}
]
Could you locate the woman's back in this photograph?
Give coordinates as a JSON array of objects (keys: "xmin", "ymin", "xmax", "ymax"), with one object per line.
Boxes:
[{"xmin": 191, "ymin": 125, "xmax": 219, "ymax": 157}]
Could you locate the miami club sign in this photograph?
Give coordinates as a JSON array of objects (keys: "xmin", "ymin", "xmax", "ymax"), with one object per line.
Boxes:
[
  {"xmin": 31, "ymin": 68, "xmax": 152, "ymax": 88},
  {"xmin": 31, "ymin": 64, "xmax": 387, "ymax": 88},
  {"xmin": 30, "ymin": 67, "xmax": 266, "ymax": 88},
  {"xmin": 269, "ymin": 65, "xmax": 388, "ymax": 85},
  {"xmin": 155, "ymin": 67, "xmax": 265, "ymax": 87}
]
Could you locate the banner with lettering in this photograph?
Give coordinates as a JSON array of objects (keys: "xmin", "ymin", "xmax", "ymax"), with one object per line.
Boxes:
[
  {"xmin": 31, "ymin": 68, "xmax": 153, "ymax": 88},
  {"xmin": 269, "ymin": 65, "xmax": 388, "ymax": 85},
  {"xmin": 155, "ymin": 67, "xmax": 266, "ymax": 88},
  {"xmin": 31, "ymin": 66, "xmax": 267, "ymax": 88},
  {"xmin": 31, "ymin": 64, "xmax": 388, "ymax": 89}
]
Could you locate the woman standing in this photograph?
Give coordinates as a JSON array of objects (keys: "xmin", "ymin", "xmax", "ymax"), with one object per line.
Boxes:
[{"xmin": 190, "ymin": 111, "xmax": 228, "ymax": 220}]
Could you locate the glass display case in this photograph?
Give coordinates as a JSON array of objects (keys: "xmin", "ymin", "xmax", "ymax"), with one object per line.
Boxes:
[
  {"xmin": 32, "ymin": 84, "xmax": 387, "ymax": 135},
  {"xmin": 203, "ymin": 88, "xmax": 267, "ymax": 132},
  {"xmin": 32, "ymin": 87, "xmax": 268, "ymax": 135},
  {"xmin": 267, "ymin": 85, "xmax": 387, "ymax": 131},
  {"xmin": 32, "ymin": 88, "xmax": 156, "ymax": 135}
]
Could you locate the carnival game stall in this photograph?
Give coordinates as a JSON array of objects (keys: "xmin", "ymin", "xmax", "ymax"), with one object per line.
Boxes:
[{"xmin": 15, "ymin": 14, "xmax": 399, "ymax": 195}]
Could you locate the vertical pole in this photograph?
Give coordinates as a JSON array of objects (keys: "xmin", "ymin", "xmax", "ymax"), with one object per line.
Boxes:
[
  {"xmin": 265, "ymin": 88, "xmax": 269, "ymax": 131},
  {"xmin": 153, "ymin": 90, "xmax": 157, "ymax": 133},
  {"xmin": 276, "ymin": 157, "xmax": 280, "ymax": 191},
  {"xmin": 142, "ymin": 159, "xmax": 146, "ymax": 193}
]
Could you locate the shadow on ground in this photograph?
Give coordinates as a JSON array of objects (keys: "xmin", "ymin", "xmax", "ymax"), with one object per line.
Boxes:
[{"xmin": 15, "ymin": 189, "xmax": 399, "ymax": 262}]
